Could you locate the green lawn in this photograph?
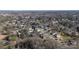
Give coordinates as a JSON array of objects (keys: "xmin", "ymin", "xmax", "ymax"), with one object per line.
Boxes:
[{"xmin": 9, "ymin": 35, "xmax": 17, "ymax": 41}]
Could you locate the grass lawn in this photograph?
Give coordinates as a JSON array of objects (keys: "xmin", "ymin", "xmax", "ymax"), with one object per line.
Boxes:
[{"xmin": 9, "ymin": 35, "xmax": 17, "ymax": 41}]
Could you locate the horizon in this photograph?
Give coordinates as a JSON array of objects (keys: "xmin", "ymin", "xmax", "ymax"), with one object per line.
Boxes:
[{"xmin": 0, "ymin": 10, "xmax": 79, "ymax": 12}]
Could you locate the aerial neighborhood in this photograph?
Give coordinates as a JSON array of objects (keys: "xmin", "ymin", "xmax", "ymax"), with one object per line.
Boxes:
[{"xmin": 0, "ymin": 11, "xmax": 79, "ymax": 49}]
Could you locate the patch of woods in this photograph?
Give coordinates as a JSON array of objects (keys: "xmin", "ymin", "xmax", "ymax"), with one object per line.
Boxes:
[{"xmin": 15, "ymin": 38, "xmax": 58, "ymax": 49}]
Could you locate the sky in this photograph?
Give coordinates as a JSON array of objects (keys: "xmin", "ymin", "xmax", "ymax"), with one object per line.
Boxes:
[{"xmin": 0, "ymin": 0, "xmax": 79, "ymax": 10}]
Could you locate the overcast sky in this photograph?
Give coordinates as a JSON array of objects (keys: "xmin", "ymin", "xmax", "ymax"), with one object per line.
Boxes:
[{"xmin": 0, "ymin": 0, "xmax": 79, "ymax": 10}]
